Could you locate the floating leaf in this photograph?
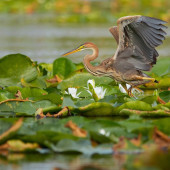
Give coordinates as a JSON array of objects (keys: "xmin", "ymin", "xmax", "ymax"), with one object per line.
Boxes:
[
  {"xmin": 53, "ymin": 58, "xmax": 76, "ymax": 79},
  {"xmin": 46, "ymin": 139, "xmax": 113, "ymax": 155},
  {"xmin": 0, "ymin": 100, "xmax": 57, "ymax": 117},
  {"xmin": 58, "ymin": 72, "xmax": 114, "ymax": 91},
  {"xmin": 0, "ymin": 54, "xmax": 38, "ymax": 87},
  {"xmin": 78, "ymin": 102, "xmax": 114, "ymax": 116},
  {"xmin": 116, "ymin": 101, "xmax": 153, "ymax": 114},
  {"xmin": 159, "ymin": 91, "xmax": 170, "ymax": 103}
]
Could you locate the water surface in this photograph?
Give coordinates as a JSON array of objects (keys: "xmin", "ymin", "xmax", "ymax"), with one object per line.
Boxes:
[{"xmin": 0, "ymin": 14, "xmax": 169, "ymax": 64}]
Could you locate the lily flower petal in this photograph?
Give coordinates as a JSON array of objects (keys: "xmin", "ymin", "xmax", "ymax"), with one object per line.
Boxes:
[
  {"xmin": 67, "ymin": 88, "xmax": 80, "ymax": 98},
  {"xmin": 87, "ymin": 79, "xmax": 95, "ymax": 88},
  {"xmin": 119, "ymin": 84, "xmax": 131, "ymax": 94}
]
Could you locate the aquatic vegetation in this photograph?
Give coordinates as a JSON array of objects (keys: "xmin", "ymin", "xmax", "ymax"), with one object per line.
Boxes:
[{"xmin": 0, "ymin": 53, "xmax": 169, "ymax": 170}]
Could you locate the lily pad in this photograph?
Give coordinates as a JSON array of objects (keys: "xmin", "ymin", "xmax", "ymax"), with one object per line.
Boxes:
[
  {"xmin": 53, "ymin": 58, "xmax": 76, "ymax": 79},
  {"xmin": 58, "ymin": 72, "xmax": 114, "ymax": 91},
  {"xmin": 0, "ymin": 54, "xmax": 38, "ymax": 87},
  {"xmin": 46, "ymin": 139, "xmax": 113, "ymax": 155}
]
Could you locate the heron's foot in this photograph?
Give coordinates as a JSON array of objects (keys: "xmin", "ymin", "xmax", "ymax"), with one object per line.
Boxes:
[
  {"xmin": 128, "ymin": 87, "xmax": 144, "ymax": 98},
  {"xmin": 132, "ymin": 87, "xmax": 144, "ymax": 98},
  {"xmin": 132, "ymin": 87, "xmax": 144, "ymax": 94},
  {"xmin": 127, "ymin": 87, "xmax": 135, "ymax": 98}
]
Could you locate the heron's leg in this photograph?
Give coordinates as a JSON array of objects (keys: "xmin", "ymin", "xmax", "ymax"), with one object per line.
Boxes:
[
  {"xmin": 121, "ymin": 84, "xmax": 128, "ymax": 94},
  {"xmin": 127, "ymin": 86, "xmax": 134, "ymax": 97},
  {"xmin": 121, "ymin": 84, "xmax": 136, "ymax": 97},
  {"xmin": 133, "ymin": 87, "xmax": 144, "ymax": 93},
  {"xmin": 133, "ymin": 76, "xmax": 156, "ymax": 82}
]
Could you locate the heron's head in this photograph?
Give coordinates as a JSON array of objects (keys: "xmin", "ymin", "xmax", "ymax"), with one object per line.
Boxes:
[{"xmin": 62, "ymin": 42, "xmax": 95, "ymax": 56}]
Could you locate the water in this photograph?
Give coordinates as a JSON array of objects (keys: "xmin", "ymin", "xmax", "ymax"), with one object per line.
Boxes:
[{"xmin": 0, "ymin": 14, "xmax": 169, "ymax": 64}]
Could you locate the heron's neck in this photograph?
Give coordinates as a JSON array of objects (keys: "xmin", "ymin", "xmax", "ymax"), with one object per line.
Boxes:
[{"xmin": 83, "ymin": 46, "xmax": 100, "ymax": 75}]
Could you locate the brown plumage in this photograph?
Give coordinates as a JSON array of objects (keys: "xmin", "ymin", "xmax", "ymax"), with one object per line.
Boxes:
[{"xmin": 63, "ymin": 15, "xmax": 167, "ymax": 96}]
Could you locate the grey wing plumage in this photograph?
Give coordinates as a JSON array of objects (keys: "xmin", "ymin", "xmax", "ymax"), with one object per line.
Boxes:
[{"xmin": 115, "ymin": 15, "xmax": 167, "ymax": 71}]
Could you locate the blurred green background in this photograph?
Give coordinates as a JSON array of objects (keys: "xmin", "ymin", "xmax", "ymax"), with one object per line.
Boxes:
[{"xmin": 0, "ymin": 0, "xmax": 170, "ymax": 23}]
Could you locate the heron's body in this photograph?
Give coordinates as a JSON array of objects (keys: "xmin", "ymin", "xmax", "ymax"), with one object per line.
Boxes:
[{"xmin": 63, "ymin": 15, "xmax": 167, "ymax": 96}]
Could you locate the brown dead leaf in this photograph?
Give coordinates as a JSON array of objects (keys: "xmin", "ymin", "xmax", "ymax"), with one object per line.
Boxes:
[
  {"xmin": 53, "ymin": 107, "xmax": 69, "ymax": 117},
  {"xmin": 46, "ymin": 75, "xmax": 62, "ymax": 83},
  {"xmin": 36, "ymin": 107, "xmax": 70, "ymax": 119},
  {"xmin": 0, "ymin": 99, "xmax": 32, "ymax": 105},
  {"xmin": 35, "ymin": 108, "xmax": 45, "ymax": 119},
  {"xmin": 0, "ymin": 118, "xmax": 23, "ymax": 143},
  {"xmin": 65, "ymin": 120, "xmax": 87, "ymax": 138},
  {"xmin": 0, "ymin": 143, "xmax": 9, "ymax": 150},
  {"xmin": 130, "ymin": 134, "xmax": 142, "ymax": 147},
  {"xmin": 15, "ymin": 90, "xmax": 23, "ymax": 99},
  {"xmin": 157, "ymin": 96, "xmax": 166, "ymax": 104},
  {"xmin": 91, "ymin": 140, "xmax": 98, "ymax": 147},
  {"xmin": 113, "ymin": 137, "xmax": 126, "ymax": 154},
  {"xmin": 153, "ymin": 127, "xmax": 170, "ymax": 148},
  {"xmin": 45, "ymin": 107, "xmax": 69, "ymax": 118}
]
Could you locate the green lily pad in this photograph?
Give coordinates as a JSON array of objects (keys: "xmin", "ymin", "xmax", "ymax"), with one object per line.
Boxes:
[
  {"xmin": 0, "ymin": 54, "xmax": 38, "ymax": 87},
  {"xmin": 78, "ymin": 102, "xmax": 114, "ymax": 116},
  {"xmin": 0, "ymin": 100, "xmax": 56, "ymax": 117},
  {"xmin": 58, "ymin": 72, "xmax": 114, "ymax": 91},
  {"xmin": 46, "ymin": 139, "xmax": 113, "ymax": 155},
  {"xmin": 53, "ymin": 58, "xmax": 76, "ymax": 79},
  {"xmin": 116, "ymin": 101, "xmax": 153, "ymax": 114},
  {"xmin": 159, "ymin": 91, "xmax": 170, "ymax": 103},
  {"xmin": 151, "ymin": 57, "xmax": 170, "ymax": 76}
]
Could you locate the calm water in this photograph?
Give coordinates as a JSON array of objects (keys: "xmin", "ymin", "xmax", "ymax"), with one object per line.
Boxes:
[{"xmin": 0, "ymin": 14, "xmax": 169, "ymax": 64}]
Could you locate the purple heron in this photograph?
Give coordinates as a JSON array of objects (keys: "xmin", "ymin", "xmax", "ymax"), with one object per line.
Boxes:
[{"xmin": 63, "ymin": 16, "xmax": 167, "ymax": 96}]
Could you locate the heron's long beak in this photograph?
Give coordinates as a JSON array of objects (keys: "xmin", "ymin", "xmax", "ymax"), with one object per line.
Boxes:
[{"xmin": 62, "ymin": 45, "xmax": 84, "ymax": 56}]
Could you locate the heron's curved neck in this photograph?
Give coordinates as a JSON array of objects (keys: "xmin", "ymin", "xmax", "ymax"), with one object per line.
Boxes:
[{"xmin": 83, "ymin": 46, "xmax": 100, "ymax": 75}]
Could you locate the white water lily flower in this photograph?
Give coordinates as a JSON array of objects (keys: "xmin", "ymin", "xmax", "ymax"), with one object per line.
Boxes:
[
  {"xmin": 119, "ymin": 84, "xmax": 131, "ymax": 94},
  {"xmin": 87, "ymin": 79, "xmax": 95, "ymax": 89},
  {"xmin": 65, "ymin": 88, "xmax": 81, "ymax": 98},
  {"xmin": 99, "ymin": 129, "xmax": 110, "ymax": 137},
  {"xmin": 94, "ymin": 86, "xmax": 106, "ymax": 100},
  {"xmin": 87, "ymin": 79, "xmax": 106, "ymax": 100}
]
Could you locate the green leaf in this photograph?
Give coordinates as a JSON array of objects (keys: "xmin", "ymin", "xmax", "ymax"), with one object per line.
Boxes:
[
  {"xmin": 58, "ymin": 72, "xmax": 114, "ymax": 91},
  {"xmin": 151, "ymin": 57, "xmax": 170, "ymax": 76},
  {"xmin": 36, "ymin": 93, "xmax": 62, "ymax": 105},
  {"xmin": 21, "ymin": 77, "xmax": 46, "ymax": 89},
  {"xmin": 20, "ymin": 87, "xmax": 48, "ymax": 99},
  {"xmin": 46, "ymin": 139, "xmax": 113, "ymax": 155},
  {"xmin": 78, "ymin": 102, "xmax": 114, "ymax": 116},
  {"xmin": 159, "ymin": 91, "xmax": 170, "ymax": 103},
  {"xmin": 0, "ymin": 100, "xmax": 56, "ymax": 116},
  {"xmin": 62, "ymin": 95, "xmax": 76, "ymax": 108},
  {"xmin": 153, "ymin": 118, "xmax": 170, "ymax": 135},
  {"xmin": 0, "ymin": 54, "xmax": 38, "ymax": 87},
  {"xmin": 116, "ymin": 101, "xmax": 153, "ymax": 114},
  {"xmin": 39, "ymin": 63, "xmax": 53, "ymax": 76},
  {"xmin": 53, "ymin": 58, "xmax": 76, "ymax": 79}
]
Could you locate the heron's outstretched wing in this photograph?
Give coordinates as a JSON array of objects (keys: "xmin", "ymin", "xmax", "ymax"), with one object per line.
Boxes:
[
  {"xmin": 109, "ymin": 26, "xmax": 119, "ymax": 44},
  {"xmin": 114, "ymin": 15, "xmax": 167, "ymax": 71}
]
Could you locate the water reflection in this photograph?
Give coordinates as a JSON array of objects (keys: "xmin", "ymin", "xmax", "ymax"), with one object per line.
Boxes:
[{"xmin": 1, "ymin": 151, "xmax": 169, "ymax": 170}]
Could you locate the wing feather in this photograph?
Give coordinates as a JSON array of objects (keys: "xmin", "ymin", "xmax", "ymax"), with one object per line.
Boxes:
[
  {"xmin": 109, "ymin": 26, "xmax": 119, "ymax": 44},
  {"xmin": 114, "ymin": 15, "xmax": 167, "ymax": 71}
]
